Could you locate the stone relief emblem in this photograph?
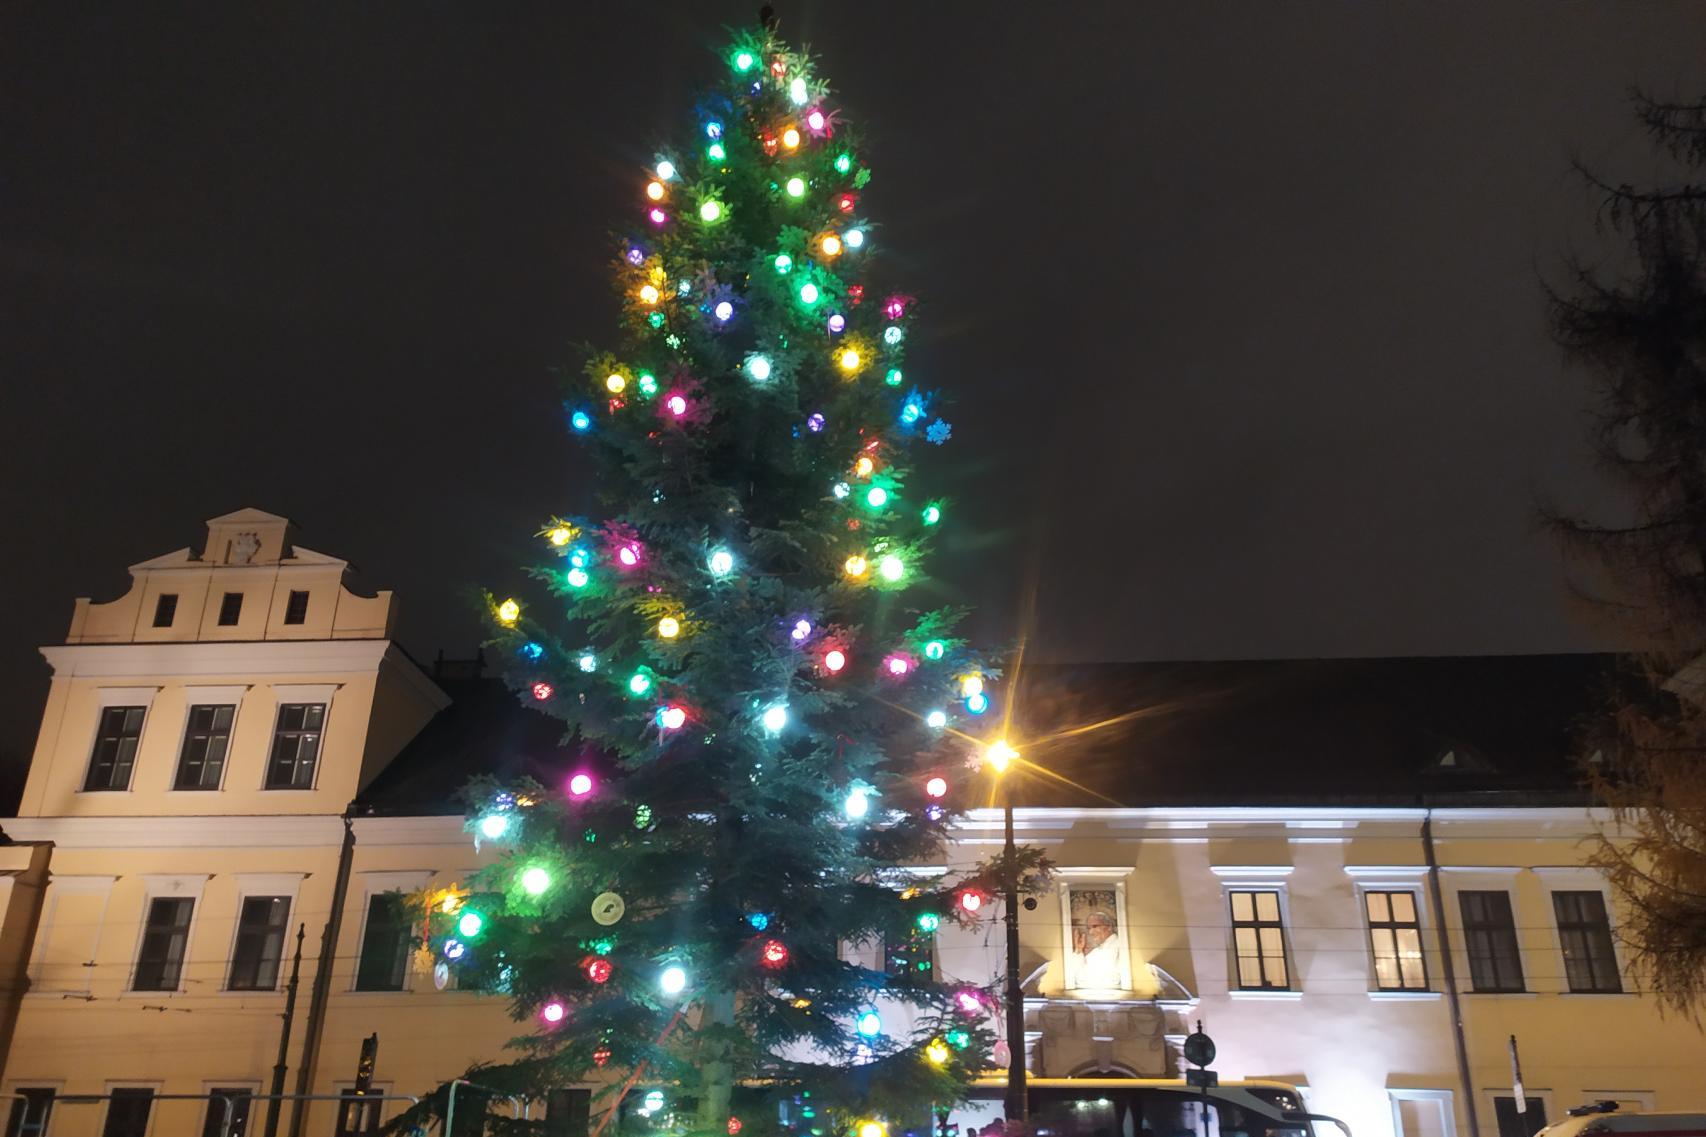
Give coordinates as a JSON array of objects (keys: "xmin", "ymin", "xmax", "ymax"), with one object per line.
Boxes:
[{"xmin": 229, "ymin": 531, "xmax": 261, "ymax": 564}]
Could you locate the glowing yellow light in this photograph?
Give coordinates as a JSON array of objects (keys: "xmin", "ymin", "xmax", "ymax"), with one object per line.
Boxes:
[
  {"xmin": 821, "ymin": 235, "xmax": 842, "ymax": 257},
  {"xmin": 844, "ymin": 555, "xmax": 869, "ymax": 578},
  {"xmin": 986, "ymin": 739, "xmax": 1018, "ymax": 773},
  {"xmin": 496, "ymin": 599, "xmax": 520, "ymax": 625},
  {"xmin": 639, "ymin": 284, "xmax": 660, "ymax": 305},
  {"xmin": 925, "ymin": 1040, "xmax": 950, "ymax": 1066},
  {"xmin": 838, "ymin": 348, "xmax": 861, "ymax": 372},
  {"xmin": 782, "ymin": 127, "xmax": 801, "ymax": 150},
  {"xmin": 854, "ymin": 456, "xmax": 875, "ymax": 477},
  {"xmin": 646, "ymin": 180, "xmax": 665, "ymax": 201},
  {"xmin": 658, "ymin": 617, "xmax": 681, "ymax": 639},
  {"xmin": 547, "ymin": 526, "xmax": 573, "ymax": 547},
  {"xmin": 606, "ymin": 373, "xmax": 628, "ymax": 393},
  {"xmin": 792, "ymin": 997, "xmax": 812, "ymax": 1009},
  {"xmin": 961, "ymin": 675, "xmax": 984, "ymax": 698},
  {"xmin": 858, "ymin": 1123, "xmax": 887, "ymax": 1137}
]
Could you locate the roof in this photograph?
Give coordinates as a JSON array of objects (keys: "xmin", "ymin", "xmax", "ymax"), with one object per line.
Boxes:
[{"xmin": 354, "ymin": 653, "xmax": 1616, "ymax": 815}]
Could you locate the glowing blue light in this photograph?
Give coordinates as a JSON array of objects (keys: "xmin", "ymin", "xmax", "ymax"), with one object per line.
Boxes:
[
  {"xmin": 519, "ymin": 642, "xmax": 544, "ymax": 661},
  {"xmin": 833, "ymin": 482, "xmax": 850, "ymax": 499},
  {"xmin": 715, "ymin": 301, "xmax": 734, "ymax": 322},
  {"xmin": 807, "ymin": 413, "xmax": 825, "ymax": 432},
  {"xmin": 761, "ymin": 704, "xmax": 788, "ymax": 732},
  {"xmin": 706, "ymin": 121, "xmax": 723, "ymax": 140},
  {"xmin": 884, "ymin": 326, "xmax": 904, "ymax": 345},
  {"xmin": 925, "ymin": 710, "xmax": 948, "ymax": 729},
  {"xmin": 578, "ymin": 654, "xmax": 598, "ymax": 673},
  {"xmin": 748, "ymin": 912, "xmax": 771, "ymax": 930},
  {"xmin": 844, "ymin": 229, "xmax": 864, "ymax": 249},
  {"xmin": 791, "ymin": 619, "xmax": 812, "ymax": 641},
  {"xmin": 443, "ymin": 939, "xmax": 465, "ymax": 960},
  {"xmin": 568, "ymin": 548, "xmax": 589, "ymax": 568},
  {"xmin": 828, "ymin": 314, "xmax": 846, "ymax": 333},
  {"xmin": 708, "ymin": 549, "xmax": 735, "ymax": 576},
  {"xmin": 571, "ymin": 411, "xmax": 592, "ymax": 432},
  {"xmin": 479, "ymin": 814, "xmax": 510, "ymax": 840},
  {"xmin": 901, "ymin": 401, "xmax": 923, "ymax": 424},
  {"xmin": 855, "ymin": 1009, "xmax": 882, "ymax": 1037},
  {"xmin": 844, "ymin": 787, "xmax": 870, "ymax": 820},
  {"xmin": 965, "ymin": 693, "xmax": 989, "ymax": 715}
]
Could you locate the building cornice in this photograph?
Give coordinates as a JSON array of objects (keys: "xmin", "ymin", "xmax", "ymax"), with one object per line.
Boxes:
[
  {"xmin": 953, "ymin": 805, "xmax": 1607, "ymax": 833},
  {"xmin": 351, "ymin": 815, "xmax": 468, "ymax": 845},
  {"xmin": 1, "ymin": 814, "xmax": 349, "ymax": 848},
  {"xmin": 39, "ymin": 639, "xmax": 394, "ymax": 679}
]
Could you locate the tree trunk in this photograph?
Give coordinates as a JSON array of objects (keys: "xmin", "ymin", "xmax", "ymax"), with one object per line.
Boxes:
[{"xmin": 696, "ymin": 988, "xmax": 737, "ymax": 1137}]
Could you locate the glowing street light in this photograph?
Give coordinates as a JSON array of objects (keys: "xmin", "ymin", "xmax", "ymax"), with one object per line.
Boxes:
[{"xmin": 986, "ymin": 739, "xmax": 1018, "ymax": 774}]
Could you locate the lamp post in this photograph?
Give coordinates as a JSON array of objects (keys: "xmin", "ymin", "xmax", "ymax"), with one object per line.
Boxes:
[{"xmin": 985, "ymin": 740, "xmax": 1026, "ymax": 1123}]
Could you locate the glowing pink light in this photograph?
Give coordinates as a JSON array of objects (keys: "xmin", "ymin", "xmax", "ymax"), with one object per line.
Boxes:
[
  {"xmin": 883, "ymin": 298, "xmax": 907, "ymax": 320},
  {"xmin": 666, "ymin": 395, "xmax": 688, "ymax": 417},
  {"xmin": 541, "ymin": 1001, "xmax": 567, "ymax": 1024},
  {"xmin": 617, "ymin": 544, "xmax": 641, "ymax": 568},
  {"xmin": 925, "ymin": 776, "xmax": 948, "ymax": 799},
  {"xmin": 955, "ymin": 990, "xmax": 982, "ymax": 1014},
  {"xmin": 807, "ymin": 109, "xmax": 826, "ymax": 132},
  {"xmin": 823, "ymin": 649, "xmax": 847, "ymax": 673},
  {"xmin": 531, "ymin": 682, "xmax": 554, "ymax": 701},
  {"xmin": 827, "ymin": 314, "xmax": 846, "ymax": 334},
  {"xmin": 885, "ymin": 655, "xmax": 911, "ymax": 677},
  {"xmin": 626, "ymin": 248, "xmax": 645, "ymax": 266},
  {"xmin": 648, "ymin": 208, "xmax": 667, "ymax": 225},
  {"xmin": 568, "ymin": 773, "xmax": 594, "ymax": 798}
]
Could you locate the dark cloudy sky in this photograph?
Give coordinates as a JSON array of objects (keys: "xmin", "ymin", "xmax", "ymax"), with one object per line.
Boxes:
[{"xmin": 3, "ymin": 3, "xmax": 1703, "ymax": 758}]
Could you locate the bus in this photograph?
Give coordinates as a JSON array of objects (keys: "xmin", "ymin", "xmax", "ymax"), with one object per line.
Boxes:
[{"xmin": 957, "ymin": 1078, "xmax": 1351, "ymax": 1137}]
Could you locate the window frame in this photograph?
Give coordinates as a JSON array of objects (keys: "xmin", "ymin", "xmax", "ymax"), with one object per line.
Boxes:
[
  {"xmin": 352, "ymin": 892, "xmax": 415, "ymax": 993},
  {"xmin": 5, "ymin": 1086, "xmax": 57, "ymax": 1137},
  {"xmin": 1364, "ymin": 888, "xmax": 1431, "ymax": 992},
  {"xmin": 226, "ymin": 895, "xmax": 294, "ymax": 992},
  {"xmin": 131, "ymin": 895, "xmax": 197, "ymax": 993},
  {"xmin": 1487, "ymin": 1092, "xmax": 1551, "ymax": 1137},
  {"xmin": 1458, "ymin": 889, "xmax": 1526, "ymax": 994},
  {"xmin": 1388, "ymin": 1089, "xmax": 1456, "ymax": 1137},
  {"xmin": 1550, "ymin": 889, "xmax": 1622, "ymax": 994},
  {"xmin": 283, "ymin": 590, "xmax": 310, "ymax": 625},
  {"xmin": 82, "ymin": 705, "xmax": 149, "ymax": 793},
  {"xmin": 151, "ymin": 593, "xmax": 178, "ymax": 629},
  {"xmin": 264, "ymin": 702, "xmax": 326, "ymax": 790},
  {"xmin": 173, "ymin": 703, "xmax": 237, "ymax": 791},
  {"xmin": 217, "ymin": 592, "xmax": 243, "ymax": 626},
  {"xmin": 199, "ymin": 1086, "xmax": 258, "ymax": 1137},
  {"xmin": 1227, "ymin": 887, "xmax": 1293, "ymax": 991},
  {"xmin": 99, "ymin": 1085, "xmax": 159, "ymax": 1137}
]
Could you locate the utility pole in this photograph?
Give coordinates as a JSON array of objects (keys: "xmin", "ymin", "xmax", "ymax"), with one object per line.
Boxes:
[
  {"xmin": 1002, "ymin": 787, "xmax": 1026, "ymax": 1123},
  {"xmin": 264, "ymin": 925, "xmax": 307, "ymax": 1137}
]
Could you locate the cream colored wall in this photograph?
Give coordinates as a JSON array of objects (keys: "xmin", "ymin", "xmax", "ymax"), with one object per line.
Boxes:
[{"xmin": 69, "ymin": 564, "xmax": 393, "ymax": 645}]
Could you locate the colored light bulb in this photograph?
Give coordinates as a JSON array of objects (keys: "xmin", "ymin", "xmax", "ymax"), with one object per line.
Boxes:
[
  {"xmin": 790, "ymin": 77, "xmax": 809, "ymax": 104},
  {"xmin": 838, "ymin": 348, "xmax": 861, "ymax": 372},
  {"xmin": 626, "ymin": 247, "xmax": 646, "ymax": 266},
  {"xmin": 637, "ymin": 372, "xmax": 658, "ymax": 396},
  {"xmin": 734, "ymin": 50, "xmax": 755, "ymax": 72},
  {"xmin": 807, "ymin": 109, "xmax": 826, "ymax": 131},
  {"xmin": 708, "ymin": 141, "xmax": 726, "ymax": 160},
  {"xmin": 666, "ymin": 394, "xmax": 688, "ymax": 416},
  {"xmin": 696, "ymin": 198, "xmax": 724, "ymax": 223},
  {"xmin": 808, "ymin": 413, "xmax": 825, "ymax": 432},
  {"xmin": 496, "ymin": 598, "xmax": 520, "ymax": 625},
  {"xmin": 918, "ymin": 912, "xmax": 941, "ymax": 932},
  {"xmin": 458, "ymin": 911, "xmax": 485, "ymax": 937},
  {"xmin": 585, "ymin": 957, "xmax": 613, "ymax": 984},
  {"xmin": 648, "ymin": 208, "xmax": 667, "ymax": 225},
  {"xmin": 824, "ymin": 649, "xmax": 847, "ymax": 672},
  {"xmin": 925, "ymin": 709, "xmax": 947, "ymax": 729},
  {"xmin": 786, "ymin": 176, "xmax": 806, "ymax": 198},
  {"xmin": 966, "ymin": 692, "xmax": 989, "ymax": 714},
  {"xmin": 791, "ymin": 619, "xmax": 812, "ymax": 640},
  {"xmin": 628, "ymin": 672, "xmax": 652, "ymax": 696},
  {"xmin": 885, "ymin": 368, "xmax": 903, "ymax": 387},
  {"xmin": 884, "ymin": 325, "xmax": 904, "ymax": 345},
  {"xmin": 828, "ymin": 314, "xmax": 846, "ymax": 333},
  {"xmin": 886, "ymin": 654, "xmax": 910, "ymax": 676},
  {"xmin": 566, "ymin": 568, "xmax": 589, "ymax": 588},
  {"xmin": 708, "ymin": 549, "xmax": 735, "ymax": 576},
  {"xmin": 775, "ymin": 254, "xmax": 792, "ymax": 273},
  {"xmin": 844, "ymin": 555, "xmax": 869, "ymax": 578},
  {"xmin": 658, "ymin": 705, "xmax": 686, "ymax": 730},
  {"xmin": 606, "ymin": 373, "xmax": 628, "ymax": 393},
  {"xmin": 833, "ymin": 481, "xmax": 851, "ymax": 498},
  {"xmin": 782, "ymin": 127, "xmax": 801, "ymax": 149},
  {"xmin": 660, "ymin": 965, "xmax": 688, "ymax": 995},
  {"xmin": 714, "ymin": 300, "xmax": 734, "ymax": 321},
  {"xmin": 924, "ymin": 640, "xmax": 946, "ymax": 660},
  {"xmin": 961, "ymin": 675, "xmax": 984, "ymax": 698},
  {"xmin": 578, "ymin": 653, "xmax": 597, "ymax": 672},
  {"xmin": 855, "ymin": 1009, "xmax": 881, "ymax": 1036},
  {"xmin": 799, "ymin": 282, "xmax": 819, "ymax": 305},
  {"xmin": 878, "ymin": 555, "xmax": 904, "ymax": 582},
  {"xmin": 568, "ymin": 772, "xmax": 594, "ymax": 797},
  {"xmin": 479, "ymin": 814, "xmax": 509, "ymax": 840},
  {"xmin": 925, "ymin": 1040, "xmax": 950, "ymax": 1066},
  {"xmin": 706, "ymin": 122, "xmax": 723, "ymax": 139},
  {"xmin": 902, "ymin": 401, "xmax": 923, "ymax": 424},
  {"xmin": 547, "ymin": 526, "xmax": 573, "ymax": 546},
  {"xmin": 762, "ymin": 939, "xmax": 789, "ymax": 967},
  {"xmin": 866, "ymin": 486, "xmax": 888, "ymax": 508},
  {"xmin": 531, "ymin": 682, "xmax": 553, "ymax": 701},
  {"xmin": 747, "ymin": 355, "xmax": 772, "ymax": 381},
  {"xmin": 987, "ymin": 739, "xmax": 1017, "ymax": 773},
  {"xmin": 922, "ymin": 504, "xmax": 942, "ymax": 525},
  {"xmin": 958, "ymin": 891, "xmax": 982, "ymax": 914},
  {"xmin": 835, "ymin": 153, "xmax": 853, "ymax": 173},
  {"xmin": 844, "ymin": 788, "xmax": 870, "ymax": 820},
  {"xmin": 859, "ymin": 1123, "xmax": 886, "ymax": 1137},
  {"xmin": 617, "ymin": 545, "xmax": 640, "ymax": 567},
  {"xmin": 748, "ymin": 912, "xmax": 771, "ymax": 931},
  {"xmin": 541, "ymin": 1001, "xmax": 566, "ymax": 1024},
  {"xmin": 656, "ymin": 159, "xmax": 676, "ymax": 180},
  {"xmin": 821, "ymin": 234, "xmax": 842, "ymax": 256},
  {"xmin": 845, "ymin": 228, "xmax": 864, "ymax": 248},
  {"xmin": 761, "ymin": 703, "xmax": 788, "ymax": 732},
  {"xmin": 520, "ymin": 866, "xmax": 551, "ymax": 896},
  {"xmin": 646, "ymin": 181, "xmax": 665, "ymax": 201},
  {"xmin": 520, "ymin": 642, "xmax": 544, "ymax": 661},
  {"xmin": 443, "ymin": 938, "xmax": 465, "ymax": 960},
  {"xmin": 571, "ymin": 410, "xmax": 592, "ymax": 431},
  {"xmin": 658, "ymin": 617, "xmax": 681, "ymax": 638},
  {"xmin": 837, "ymin": 194, "xmax": 855, "ymax": 213}
]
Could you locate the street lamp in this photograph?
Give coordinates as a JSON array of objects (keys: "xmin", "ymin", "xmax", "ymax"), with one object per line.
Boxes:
[{"xmin": 985, "ymin": 739, "xmax": 1026, "ymax": 1123}]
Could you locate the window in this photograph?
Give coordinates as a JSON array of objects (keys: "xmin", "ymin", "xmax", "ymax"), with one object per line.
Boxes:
[
  {"xmin": 218, "ymin": 592, "xmax": 243, "ymax": 626},
  {"xmin": 152, "ymin": 594, "xmax": 178, "ymax": 628},
  {"xmin": 283, "ymin": 590, "xmax": 310, "ymax": 625},
  {"xmin": 174, "ymin": 704, "xmax": 234, "ymax": 790},
  {"xmin": 1459, "ymin": 890, "xmax": 1525, "ymax": 992},
  {"xmin": 882, "ymin": 928, "xmax": 937, "ymax": 982},
  {"xmin": 133, "ymin": 897, "xmax": 195, "ymax": 991},
  {"xmin": 201, "ymin": 1090, "xmax": 253, "ymax": 1137},
  {"xmin": 1229, "ymin": 889, "xmax": 1289, "ymax": 989},
  {"xmin": 228, "ymin": 896, "xmax": 291, "ymax": 990},
  {"xmin": 354, "ymin": 894, "xmax": 413, "ymax": 992},
  {"xmin": 7, "ymin": 1089, "xmax": 54, "ymax": 1137},
  {"xmin": 83, "ymin": 705, "xmax": 146, "ymax": 792},
  {"xmin": 334, "ymin": 1090, "xmax": 381, "ymax": 1137},
  {"xmin": 101, "ymin": 1089, "xmax": 154, "ymax": 1137},
  {"xmin": 1365, "ymin": 890, "xmax": 1428, "ymax": 990},
  {"xmin": 1553, "ymin": 890, "xmax": 1621, "ymax": 993},
  {"xmin": 265, "ymin": 703, "xmax": 325, "ymax": 789},
  {"xmin": 1492, "ymin": 1097, "xmax": 1546, "ymax": 1137}
]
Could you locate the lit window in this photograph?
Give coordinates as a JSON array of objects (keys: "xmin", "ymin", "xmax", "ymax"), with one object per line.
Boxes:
[
  {"xmin": 1365, "ymin": 890, "xmax": 1429, "ymax": 990},
  {"xmin": 1229, "ymin": 890, "xmax": 1289, "ymax": 990}
]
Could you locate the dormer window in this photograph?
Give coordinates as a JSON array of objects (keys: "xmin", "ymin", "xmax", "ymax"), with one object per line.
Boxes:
[
  {"xmin": 152, "ymin": 593, "xmax": 178, "ymax": 628},
  {"xmin": 218, "ymin": 592, "xmax": 243, "ymax": 626},
  {"xmin": 284, "ymin": 590, "xmax": 310, "ymax": 625}
]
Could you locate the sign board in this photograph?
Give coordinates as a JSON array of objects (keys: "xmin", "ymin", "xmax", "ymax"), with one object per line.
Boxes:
[
  {"xmin": 1509, "ymin": 1035, "xmax": 1526, "ymax": 1114},
  {"xmin": 1185, "ymin": 1070, "xmax": 1219, "ymax": 1088},
  {"xmin": 1182, "ymin": 1030, "xmax": 1216, "ymax": 1069}
]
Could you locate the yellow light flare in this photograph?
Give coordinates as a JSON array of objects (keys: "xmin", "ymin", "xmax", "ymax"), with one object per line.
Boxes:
[
  {"xmin": 606, "ymin": 373, "xmax": 628, "ymax": 393},
  {"xmin": 639, "ymin": 284, "xmax": 661, "ymax": 305},
  {"xmin": 646, "ymin": 180, "xmax": 665, "ymax": 201},
  {"xmin": 821, "ymin": 234, "xmax": 843, "ymax": 257},
  {"xmin": 658, "ymin": 616, "xmax": 681, "ymax": 638},
  {"xmin": 844, "ymin": 555, "xmax": 869, "ymax": 578}
]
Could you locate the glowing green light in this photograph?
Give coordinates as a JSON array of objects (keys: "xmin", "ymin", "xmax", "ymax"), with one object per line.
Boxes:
[
  {"xmin": 835, "ymin": 154, "xmax": 852, "ymax": 174},
  {"xmin": 866, "ymin": 487, "xmax": 888, "ymax": 508},
  {"xmin": 567, "ymin": 568, "xmax": 590, "ymax": 588},
  {"xmin": 917, "ymin": 912, "xmax": 940, "ymax": 932},
  {"xmin": 520, "ymin": 866, "xmax": 550, "ymax": 896},
  {"xmin": 799, "ymin": 283, "xmax": 819, "ymax": 305},
  {"xmin": 634, "ymin": 804, "xmax": 653, "ymax": 829},
  {"xmin": 924, "ymin": 640, "xmax": 945, "ymax": 660},
  {"xmin": 628, "ymin": 672, "xmax": 652, "ymax": 696},
  {"xmin": 591, "ymin": 936, "xmax": 615, "ymax": 955},
  {"xmin": 708, "ymin": 142, "xmax": 726, "ymax": 161},
  {"xmin": 647, "ymin": 311, "xmax": 665, "ymax": 328},
  {"xmin": 747, "ymin": 355, "xmax": 773, "ymax": 382},
  {"xmin": 734, "ymin": 50, "xmax": 755, "ymax": 72},
  {"xmin": 878, "ymin": 555, "xmax": 904, "ymax": 582},
  {"xmin": 786, "ymin": 177, "xmax": 806, "ymax": 198},
  {"xmin": 946, "ymin": 1029, "xmax": 970, "ymax": 1050},
  {"xmin": 885, "ymin": 368, "xmax": 903, "ymax": 387},
  {"xmin": 458, "ymin": 911, "xmax": 484, "ymax": 938},
  {"xmin": 637, "ymin": 372, "xmax": 658, "ymax": 396},
  {"xmin": 922, "ymin": 504, "xmax": 941, "ymax": 525},
  {"xmin": 774, "ymin": 254, "xmax": 792, "ymax": 274},
  {"xmin": 789, "ymin": 77, "xmax": 809, "ymax": 105},
  {"xmin": 700, "ymin": 199, "xmax": 723, "ymax": 223}
]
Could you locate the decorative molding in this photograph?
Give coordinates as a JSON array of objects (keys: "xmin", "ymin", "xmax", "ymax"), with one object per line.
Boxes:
[
  {"xmin": 182, "ymin": 685, "xmax": 252, "ymax": 704},
  {"xmin": 41, "ymin": 639, "xmax": 392, "ymax": 679},
  {"xmin": 94, "ymin": 686, "xmax": 161, "ymax": 708},
  {"xmin": 139, "ymin": 873, "xmax": 211, "ymax": 898},
  {"xmin": 1053, "ymin": 867, "xmax": 1134, "ymax": 881},
  {"xmin": 46, "ymin": 874, "xmax": 118, "ymax": 894},
  {"xmin": 1344, "ymin": 865, "xmax": 1431, "ymax": 877},
  {"xmin": 232, "ymin": 872, "xmax": 309, "ymax": 897},
  {"xmin": 1368, "ymin": 990, "xmax": 1443, "ymax": 1001},
  {"xmin": 1227, "ymin": 989, "xmax": 1304, "ymax": 1001},
  {"xmin": 2, "ymin": 815, "xmax": 348, "ymax": 849},
  {"xmin": 351, "ymin": 815, "xmax": 467, "ymax": 846},
  {"xmin": 271, "ymin": 683, "xmax": 340, "ymax": 704},
  {"xmin": 1210, "ymin": 865, "xmax": 1295, "ymax": 879}
]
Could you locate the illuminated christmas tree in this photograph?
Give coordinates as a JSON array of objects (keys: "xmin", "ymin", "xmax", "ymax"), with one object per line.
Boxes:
[{"xmin": 433, "ymin": 23, "xmax": 1017, "ymax": 1137}]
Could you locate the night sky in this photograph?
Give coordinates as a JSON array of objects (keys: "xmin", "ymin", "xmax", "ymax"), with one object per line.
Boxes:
[{"xmin": 4, "ymin": 4, "xmax": 1704, "ymax": 761}]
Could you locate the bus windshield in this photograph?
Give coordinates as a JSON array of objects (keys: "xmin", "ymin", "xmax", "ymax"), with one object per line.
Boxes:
[{"xmin": 1022, "ymin": 1084, "xmax": 1315, "ymax": 1137}]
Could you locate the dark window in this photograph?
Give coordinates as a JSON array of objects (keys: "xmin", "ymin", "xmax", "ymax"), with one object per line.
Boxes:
[
  {"xmin": 1460, "ymin": 890, "xmax": 1525, "ymax": 992},
  {"xmin": 152, "ymin": 594, "xmax": 178, "ymax": 628},
  {"xmin": 1365, "ymin": 890, "xmax": 1429, "ymax": 990},
  {"xmin": 283, "ymin": 590, "xmax": 310, "ymax": 625},
  {"xmin": 201, "ymin": 1090, "xmax": 252, "ymax": 1137},
  {"xmin": 218, "ymin": 592, "xmax": 243, "ymax": 626},
  {"xmin": 7, "ymin": 1089, "xmax": 54, "ymax": 1137},
  {"xmin": 1553, "ymin": 890, "xmax": 1621, "ymax": 993},
  {"xmin": 101, "ymin": 1089, "xmax": 154, "ymax": 1137},
  {"xmin": 1493, "ymin": 1097, "xmax": 1547, "ymax": 1137},
  {"xmin": 133, "ymin": 897, "xmax": 194, "ymax": 991},
  {"xmin": 1230, "ymin": 889, "xmax": 1289, "ymax": 989},
  {"xmin": 334, "ymin": 1090, "xmax": 381, "ymax": 1137},
  {"xmin": 228, "ymin": 896, "xmax": 291, "ymax": 991},
  {"xmin": 174, "ymin": 704, "xmax": 234, "ymax": 790},
  {"xmin": 882, "ymin": 929, "xmax": 937, "ymax": 981},
  {"xmin": 355, "ymin": 894, "xmax": 413, "ymax": 992},
  {"xmin": 83, "ymin": 705, "xmax": 146, "ymax": 792},
  {"xmin": 265, "ymin": 703, "xmax": 325, "ymax": 789}
]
